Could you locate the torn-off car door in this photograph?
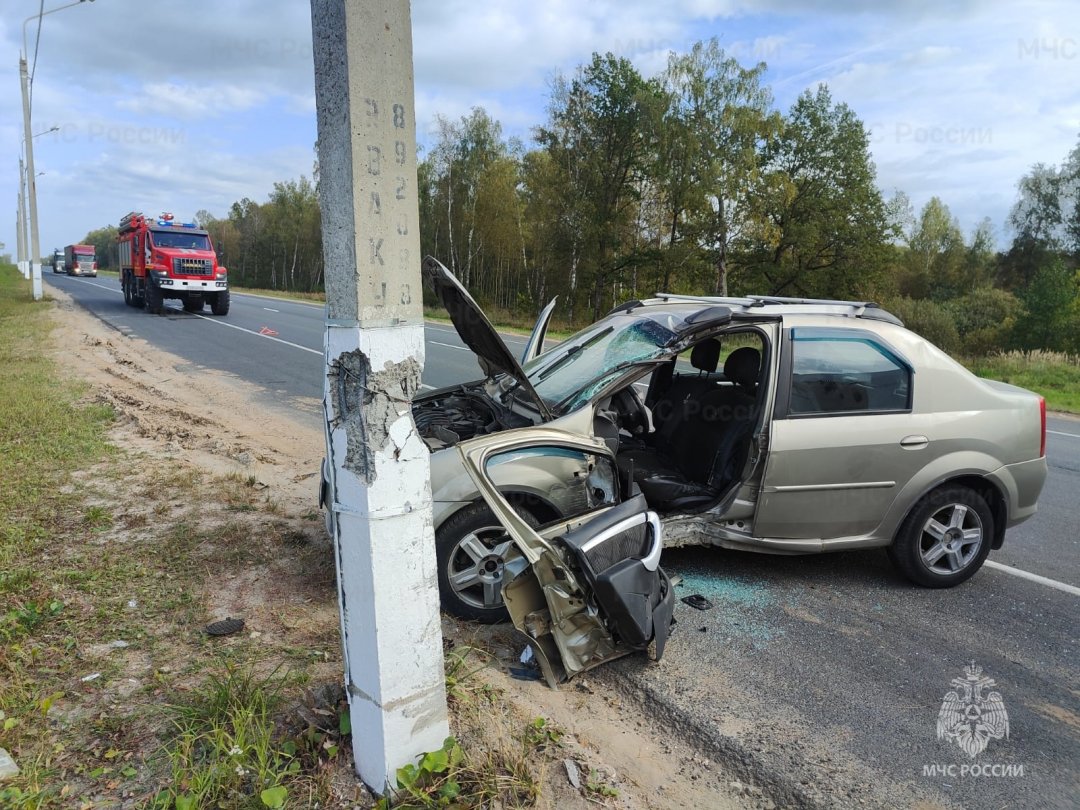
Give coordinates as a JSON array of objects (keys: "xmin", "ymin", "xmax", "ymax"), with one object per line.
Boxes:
[{"xmin": 458, "ymin": 428, "xmax": 675, "ymax": 687}]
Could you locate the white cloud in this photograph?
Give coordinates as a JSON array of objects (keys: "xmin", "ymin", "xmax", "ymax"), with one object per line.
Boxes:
[
  {"xmin": 116, "ymin": 83, "xmax": 267, "ymax": 120},
  {"xmin": 2, "ymin": 0, "xmax": 1077, "ymax": 253}
]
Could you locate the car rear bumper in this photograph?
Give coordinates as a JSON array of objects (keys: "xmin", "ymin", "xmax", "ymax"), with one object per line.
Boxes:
[{"xmin": 988, "ymin": 456, "xmax": 1048, "ymax": 528}]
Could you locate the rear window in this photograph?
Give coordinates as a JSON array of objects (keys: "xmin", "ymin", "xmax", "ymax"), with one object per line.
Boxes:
[{"xmin": 789, "ymin": 331, "xmax": 911, "ymax": 415}]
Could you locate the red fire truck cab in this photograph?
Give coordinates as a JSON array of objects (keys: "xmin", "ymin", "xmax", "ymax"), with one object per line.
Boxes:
[{"xmin": 117, "ymin": 212, "xmax": 229, "ymax": 315}]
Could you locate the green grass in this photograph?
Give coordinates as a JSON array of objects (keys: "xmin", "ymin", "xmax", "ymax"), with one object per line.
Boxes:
[
  {"xmin": 0, "ymin": 265, "xmax": 336, "ymax": 807},
  {"xmin": 0, "ymin": 265, "xmax": 115, "ymax": 597},
  {"xmin": 964, "ymin": 350, "xmax": 1080, "ymax": 414},
  {"xmin": 149, "ymin": 664, "xmax": 322, "ymax": 810}
]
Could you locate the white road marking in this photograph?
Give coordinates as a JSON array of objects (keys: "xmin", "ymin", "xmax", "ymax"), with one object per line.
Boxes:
[
  {"xmin": 984, "ymin": 560, "xmax": 1080, "ymax": 597},
  {"xmin": 1047, "ymin": 429, "xmax": 1080, "ymax": 439},
  {"xmin": 193, "ymin": 313, "xmax": 323, "ymax": 355},
  {"xmin": 65, "ymin": 278, "xmax": 120, "ymax": 295},
  {"xmin": 430, "ymin": 340, "xmax": 468, "ymax": 351},
  {"xmin": 263, "ymin": 307, "xmax": 280, "ymax": 313}
]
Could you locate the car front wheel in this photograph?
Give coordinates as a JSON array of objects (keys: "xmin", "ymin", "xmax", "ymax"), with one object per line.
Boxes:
[
  {"xmin": 888, "ymin": 485, "xmax": 993, "ymax": 587},
  {"xmin": 435, "ymin": 502, "xmax": 537, "ymax": 623}
]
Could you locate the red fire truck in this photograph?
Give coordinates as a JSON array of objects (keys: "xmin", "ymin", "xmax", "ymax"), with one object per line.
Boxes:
[{"xmin": 117, "ymin": 212, "xmax": 229, "ymax": 315}]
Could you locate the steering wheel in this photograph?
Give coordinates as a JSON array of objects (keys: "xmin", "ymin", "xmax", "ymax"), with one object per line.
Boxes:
[{"xmin": 613, "ymin": 387, "xmax": 651, "ymax": 437}]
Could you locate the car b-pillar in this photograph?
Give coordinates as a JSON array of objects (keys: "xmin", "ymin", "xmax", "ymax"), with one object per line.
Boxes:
[{"xmin": 311, "ymin": 0, "xmax": 449, "ymax": 792}]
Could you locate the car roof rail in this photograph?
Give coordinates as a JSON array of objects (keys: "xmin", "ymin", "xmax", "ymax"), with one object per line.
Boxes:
[
  {"xmin": 654, "ymin": 292, "xmax": 762, "ymax": 307},
  {"xmin": 747, "ymin": 295, "xmax": 880, "ymax": 308},
  {"xmin": 652, "ymin": 292, "xmax": 903, "ymax": 326}
]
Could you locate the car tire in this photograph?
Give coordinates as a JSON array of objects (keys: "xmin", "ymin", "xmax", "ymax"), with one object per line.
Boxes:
[
  {"xmin": 435, "ymin": 502, "xmax": 539, "ymax": 624},
  {"xmin": 888, "ymin": 485, "xmax": 993, "ymax": 587}
]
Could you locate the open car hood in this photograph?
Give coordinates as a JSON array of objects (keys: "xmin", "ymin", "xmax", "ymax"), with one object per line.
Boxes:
[{"xmin": 422, "ymin": 256, "xmax": 553, "ymax": 421}]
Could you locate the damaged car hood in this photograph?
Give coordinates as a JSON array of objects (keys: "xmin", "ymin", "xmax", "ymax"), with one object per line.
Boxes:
[{"xmin": 422, "ymin": 256, "xmax": 553, "ymax": 421}]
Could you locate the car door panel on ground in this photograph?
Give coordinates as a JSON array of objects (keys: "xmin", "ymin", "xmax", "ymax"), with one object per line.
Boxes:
[{"xmin": 458, "ymin": 429, "xmax": 674, "ymax": 686}]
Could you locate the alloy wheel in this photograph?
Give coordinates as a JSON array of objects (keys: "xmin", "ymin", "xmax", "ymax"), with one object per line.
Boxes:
[
  {"xmin": 446, "ymin": 526, "xmax": 527, "ymax": 610},
  {"xmin": 919, "ymin": 503, "xmax": 983, "ymax": 575}
]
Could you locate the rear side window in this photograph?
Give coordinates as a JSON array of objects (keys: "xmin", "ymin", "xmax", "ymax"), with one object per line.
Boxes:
[{"xmin": 788, "ymin": 330, "xmax": 911, "ymax": 415}]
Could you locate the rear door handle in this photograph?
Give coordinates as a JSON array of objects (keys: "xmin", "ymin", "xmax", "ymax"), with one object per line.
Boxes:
[{"xmin": 900, "ymin": 435, "xmax": 929, "ymax": 449}]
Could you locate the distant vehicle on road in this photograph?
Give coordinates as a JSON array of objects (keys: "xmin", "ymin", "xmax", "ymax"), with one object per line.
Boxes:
[
  {"xmin": 64, "ymin": 244, "xmax": 96, "ymax": 277},
  {"xmin": 324, "ymin": 258, "xmax": 1049, "ymax": 624},
  {"xmin": 51, "ymin": 248, "xmax": 64, "ymax": 274},
  {"xmin": 116, "ymin": 212, "xmax": 229, "ymax": 315}
]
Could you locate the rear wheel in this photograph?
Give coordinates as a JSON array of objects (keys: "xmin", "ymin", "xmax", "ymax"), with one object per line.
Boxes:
[
  {"xmin": 122, "ymin": 273, "xmax": 133, "ymax": 306},
  {"xmin": 435, "ymin": 503, "xmax": 538, "ymax": 623},
  {"xmin": 210, "ymin": 289, "xmax": 230, "ymax": 315},
  {"xmin": 888, "ymin": 485, "xmax": 993, "ymax": 587}
]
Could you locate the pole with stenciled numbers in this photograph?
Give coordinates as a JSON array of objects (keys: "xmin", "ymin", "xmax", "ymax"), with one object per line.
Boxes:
[{"xmin": 310, "ymin": 0, "xmax": 450, "ymax": 793}]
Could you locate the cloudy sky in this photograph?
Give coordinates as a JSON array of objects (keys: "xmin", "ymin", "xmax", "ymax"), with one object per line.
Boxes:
[{"xmin": 2, "ymin": 0, "xmax": 1077, "ymax": 257}]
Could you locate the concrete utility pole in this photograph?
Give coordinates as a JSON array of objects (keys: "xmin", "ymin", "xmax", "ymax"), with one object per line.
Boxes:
[
  {"xmin": 19, "ymin": 56, "xmax": 43, "ymax": 300},
  {"xmin": 16, "ymin": 180, "xmax": 28, "ymax": 279},
  {"xmin": 310, "ymin": 0, "xmax": 449, "ymax": 792}
]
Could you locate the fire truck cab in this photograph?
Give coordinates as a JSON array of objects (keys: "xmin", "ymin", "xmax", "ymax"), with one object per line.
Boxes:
[{"xmin": 117, "ymin": 212, "xmax": 229, "ymax": 315}]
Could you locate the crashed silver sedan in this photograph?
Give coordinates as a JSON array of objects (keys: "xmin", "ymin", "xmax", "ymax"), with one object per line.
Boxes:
[{"xmin": 325, "ymin": 257, "xmax": 1047, "ymax": 676}]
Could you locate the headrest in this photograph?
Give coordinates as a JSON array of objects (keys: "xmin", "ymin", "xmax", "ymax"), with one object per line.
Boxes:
[
  {"xmin": 724, "ymin": 347, "xmax": 760, "ymax": 388},
  {"xmin": 690, "ymin": 339, "xmax": 722, "ymax": 373}
]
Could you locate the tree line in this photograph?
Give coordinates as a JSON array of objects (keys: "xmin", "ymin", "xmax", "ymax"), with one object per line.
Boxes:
[{"xmin": 82, "ymin": 39, "xmax": 1080, "ymax": 355}]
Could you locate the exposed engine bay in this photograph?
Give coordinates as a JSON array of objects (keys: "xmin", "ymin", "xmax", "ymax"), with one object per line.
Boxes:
[{"xmin": 414, "ymin": 386, "xmax": 533, "ymax": 450}]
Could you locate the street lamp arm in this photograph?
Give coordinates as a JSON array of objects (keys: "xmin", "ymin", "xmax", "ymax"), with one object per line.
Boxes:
[{"xmin": 22, "ymin": 0, "xmax": 94, "ymax": 58}]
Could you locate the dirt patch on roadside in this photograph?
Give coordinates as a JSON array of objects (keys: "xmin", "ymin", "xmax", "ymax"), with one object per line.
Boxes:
[{"xmin": 39, "ymin": 290, "xmax": 759, "ymax": 808}]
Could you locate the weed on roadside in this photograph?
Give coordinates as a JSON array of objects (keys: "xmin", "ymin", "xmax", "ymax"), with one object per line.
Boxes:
[
  {"xmin": 372, "ymin": 646, "xmax": 568, "ymax": 809},
  {"xmin": 148, "ymin": 663, "xmax": 319, "ymax": 809}
]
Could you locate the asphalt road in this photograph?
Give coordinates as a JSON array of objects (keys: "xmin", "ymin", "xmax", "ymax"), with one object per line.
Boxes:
[{"xmin": 48, "ymin": 272, "xmax": 1079, "ymax": 808}]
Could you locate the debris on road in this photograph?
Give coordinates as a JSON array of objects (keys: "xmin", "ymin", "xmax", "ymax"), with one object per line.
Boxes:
[
  {"xmin": 564, "ymin": 757, "xmax": 581, "ymax": 790},
  {"xmin": 0, "ymin": 748, "xmax": 19, "ymax": 780},
  {"xmin": 205, "ymin": 617, "xmax": 245, "ymax": 636},
  {"xmin": 681, "ymin": 594, "xmax": 714, "ymax": 610}
]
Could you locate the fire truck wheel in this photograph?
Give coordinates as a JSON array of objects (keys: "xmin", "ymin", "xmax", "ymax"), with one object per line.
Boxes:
[
  {"xmin": 211, "ymin": 289, "xmax": 230, "ymax": 316},
  {"xmin": 182, "ymin": 295, "xmax": 204, "ymax": 312},
  {"xmin": 144, "ymin": 281, "xmax": 164, "ymax": 315},
  {"xmin": 122, "ymin": 275, "xmax": 132, "ymax": 306}
]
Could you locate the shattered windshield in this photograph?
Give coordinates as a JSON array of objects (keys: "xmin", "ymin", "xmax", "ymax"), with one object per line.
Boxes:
[{"xmin": 522, "ymin": 316, "xmax": 677, "ymax": 411}]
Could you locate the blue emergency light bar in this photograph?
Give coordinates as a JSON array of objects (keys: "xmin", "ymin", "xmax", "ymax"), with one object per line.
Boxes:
[{"xmin": 156, "ymin": 219, "xmax": 198, "ymax": 228}]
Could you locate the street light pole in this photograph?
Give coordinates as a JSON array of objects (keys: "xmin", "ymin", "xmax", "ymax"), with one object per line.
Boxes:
[{"xmin": 19, "ymin": 0, "xmax": 94, "ymax": 301}]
